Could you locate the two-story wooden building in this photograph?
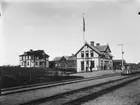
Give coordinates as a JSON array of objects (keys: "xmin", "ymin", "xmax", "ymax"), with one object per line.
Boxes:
[
  {"xmin": 19, "ymin": 49, "xmax": 49, "ymax": 68},
  {"xmin": 75, "ymin": 41, "xmax": 113, "ymax": 72}
]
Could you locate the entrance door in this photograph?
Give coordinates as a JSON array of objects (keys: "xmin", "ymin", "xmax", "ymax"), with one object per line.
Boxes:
[
  {"xmin": 90, "ymin": 61, "xmax": 95, "ymax": 68},
  {"xmin": 81, "ymin": 61, "xmax": 84, "ymax": 71}
]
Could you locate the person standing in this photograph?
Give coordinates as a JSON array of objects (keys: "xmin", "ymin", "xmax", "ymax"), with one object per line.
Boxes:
[{"xmin": 90, "ymin": 66, "xmax": 92, "ymax": 72}]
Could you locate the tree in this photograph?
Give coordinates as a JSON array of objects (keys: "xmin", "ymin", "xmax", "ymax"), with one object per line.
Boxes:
[{"xmin": 137, "ymin": 62, "xmax": 140, "ymax": 69}]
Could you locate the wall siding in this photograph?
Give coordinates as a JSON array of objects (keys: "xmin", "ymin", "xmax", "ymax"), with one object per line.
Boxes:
[
  {"xmin": 19, "ymin": 55, "xmax": 49, "ymax": 68},
  {"xmin": 76, "ymin": 45, "xmax": 100, "ymax": 72}
]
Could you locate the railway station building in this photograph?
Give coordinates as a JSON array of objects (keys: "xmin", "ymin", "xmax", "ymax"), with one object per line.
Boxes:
[{"xmin": 75, "ymin": 41, "xmax": 113, "ymax": 72}]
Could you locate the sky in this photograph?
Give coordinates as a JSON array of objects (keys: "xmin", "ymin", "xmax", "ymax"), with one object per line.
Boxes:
[{"xmin": 1, "ymin": 0, "xmax": 140, "ymax": 65}]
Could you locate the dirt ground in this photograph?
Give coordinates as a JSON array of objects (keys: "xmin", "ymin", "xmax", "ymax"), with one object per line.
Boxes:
[{"xmin": 82, "ymin": 78, "xmax": 140, "ymax": 105}]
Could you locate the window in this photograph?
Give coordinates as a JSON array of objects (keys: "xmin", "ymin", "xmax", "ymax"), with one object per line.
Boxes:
[
  {"xmin": 23, "ymin": 56, "xmax": 25, "ymax": 60},
  {"xmin": 27, "ymin": 62, "xmax": 29, "ymax": 66},
  {"xmin": 36, "ymin": 62, "xmax": 38, "ymax": 65},
  {"xmin": 24, "ymin": 61, "xmax": 26, "ymax": 66},
  {"xmin": 81, "ymin": 51, "xmax": 84, "ymax": 58},
  {"xmin": 86, "ymin": 51, "xmax": 89, "ymax": 58},
  {"xmin": 40, "ymin": 62, "xmax": 42, "ymax": 65},
  {"xmin": 22, "ymin": 62, "xmax": 24, "ymax": 66},
  {"xmin": 90, "ymin": 50, "xmax": 94, "ymax": 57}
]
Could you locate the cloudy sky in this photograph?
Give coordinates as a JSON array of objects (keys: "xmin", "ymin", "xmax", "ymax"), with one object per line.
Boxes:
[{"xmin": 1, "ymin": 0, "xmax": 140, "ymax": 65}]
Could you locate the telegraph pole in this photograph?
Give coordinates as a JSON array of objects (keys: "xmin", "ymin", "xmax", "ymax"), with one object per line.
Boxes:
[{"xmin": 118, "ymin": 44, "xmax": 124, "ymax": 70}]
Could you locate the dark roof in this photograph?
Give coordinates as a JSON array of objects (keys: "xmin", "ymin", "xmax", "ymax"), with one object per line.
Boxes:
[
  {"xmin": 53, "ymin": 57, "xmax": 62, "ymax": 61},
  {"xmin": 113, "ymin": 59, "xmax": 126, "ymax": 63},
  {"xmin": 103, "ymin": 52, "xmax": 113, "ymax": 57},
  {"xmin": 88, "ymin": 44, "xmax": 102, "ymax": 54},
  {"xmin": 53, "ymin": 56, "xmax": 76, "ymax": 61},
  {"xmin": 68, "ymin": 56, "xmax": 76, "ymax": 60},
  {"xmin": 19, "ymin": 50, "xmax": 49, "ymax": 57},
  {"xmin": 95, "ymin": 45, "xmax": 108, "ymax": 52}
]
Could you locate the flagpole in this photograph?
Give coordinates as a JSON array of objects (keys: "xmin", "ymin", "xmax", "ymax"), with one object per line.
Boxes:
[
  {"xmin": 83, "ymin": 13, "xmax": 86, "ymax": 71},
  {"xmin": 83, "ymin": 13, "xmax": 85, "ymax": 44},
  {"xmin": 83, "ymin": 27, "xmax": 85, "ymax": 44}
]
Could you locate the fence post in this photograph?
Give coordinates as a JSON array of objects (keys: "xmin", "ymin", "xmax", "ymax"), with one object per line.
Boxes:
[
  {"xmin": 0, "ymin": 69, "xmax": 2, "ymax": 95},
  {"xmin": 29, "ymin": 71, "xmax": 31, "ymax": 83}
]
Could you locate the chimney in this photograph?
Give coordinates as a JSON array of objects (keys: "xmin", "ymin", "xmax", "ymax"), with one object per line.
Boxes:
[
  {"xmin": 96, "ymin": 43, "xmax": 100, "ymax": 46},
  {"xmin": 30, "ymin": 49, "xmax": 33, "ymax": 52},
  {"xmin": 72, "ymin": 54, "xmax": 75, "ymax": 56},
  {"xmin": 24, "ymin": 52, "xmax": 27, "ymax": 55},
  {"xmin": 90, "ymin": 41, "xmax": 94, "ymax": 46}
]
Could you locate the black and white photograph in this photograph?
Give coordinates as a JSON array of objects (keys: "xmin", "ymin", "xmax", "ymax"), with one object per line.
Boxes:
[{"xmin": 1, "ymin": 0, "xmax": 140, "ymax": 105}]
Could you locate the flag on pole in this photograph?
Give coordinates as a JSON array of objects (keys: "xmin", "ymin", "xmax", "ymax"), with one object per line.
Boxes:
[{"xmin": 83, "ymin": 13, "xmax": 85, "ymax": 32}]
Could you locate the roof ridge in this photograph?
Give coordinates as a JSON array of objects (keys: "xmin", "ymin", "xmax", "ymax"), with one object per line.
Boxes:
[{"xmin": 87, "ymin": 44, "xmax": 101, "ymax": 54}]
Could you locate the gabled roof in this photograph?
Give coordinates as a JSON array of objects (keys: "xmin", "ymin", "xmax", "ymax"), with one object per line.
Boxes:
[
  {"xmin": 75, "ymin": 43, "xmax": 101, "ymax": 56},
  {"xmin": 53, "ymin": 57, "xmax": 62, "ymax": 61},
  {"xmin": 95, "ymin": 45, "xmax": 108, "ymax": 52},
  {"xmin": 66, "ymin": 56, "xmax": 76, "ymax": 60},
  {"xmin": 75, "ymin": 42, "xmax": 113, "ymax": 59},
  {"xmin": 53, "ymin": 56, "xmax": 76, "ymax": 61},
  {"xmin": 63, "ymin": 56, "xmax": 70, "ymax": 60},
  {"xmin": 102, "ymin": 52, "xmax": 113, "ymax": 57},
  {"xmin": 88, "ymin": 44, "xmax": 102, "ymax": 54},
  {"xmin": 19, "ymin": 50, "xmax": 49, "ymax": 57}
]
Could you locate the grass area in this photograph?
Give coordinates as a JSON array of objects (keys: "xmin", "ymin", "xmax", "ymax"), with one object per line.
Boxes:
[{"xmin": 0, "ymin": 67, "xmax": 78, "ymax": 88}]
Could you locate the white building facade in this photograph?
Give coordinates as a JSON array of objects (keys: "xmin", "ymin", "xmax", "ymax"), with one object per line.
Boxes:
[
  {"xmin": 75, "ymin": 41, "xmax": 113, "ymax": 72},
  {"xmin": 19, "ymin": 49, "xmax": 49, "ymax": 68}
]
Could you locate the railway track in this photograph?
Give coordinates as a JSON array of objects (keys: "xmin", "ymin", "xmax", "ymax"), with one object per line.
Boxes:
[
  {"xmin": 19, "ymin": 74, "xmax": 140, "ymax": 105},
  {"xmin": 1, "ymin": 73, "xmax": 119, "ymax": 95}
]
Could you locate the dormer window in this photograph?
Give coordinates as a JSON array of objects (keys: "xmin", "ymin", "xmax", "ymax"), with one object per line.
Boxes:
[{"xmin": 86, "ymin": 51, "xmax": 89, "ymax": 58}]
